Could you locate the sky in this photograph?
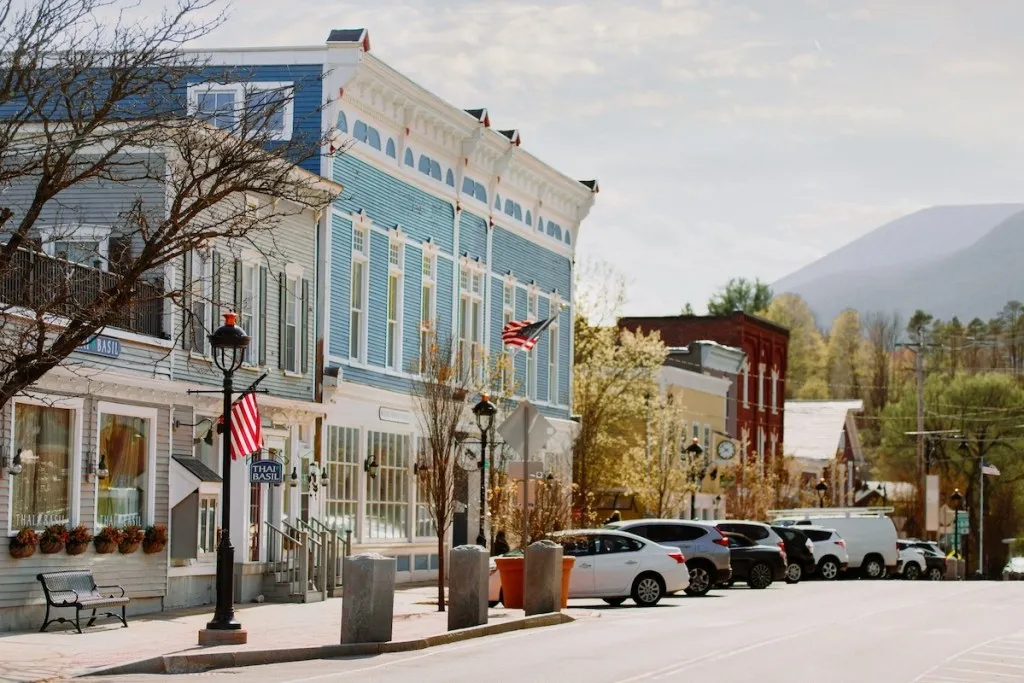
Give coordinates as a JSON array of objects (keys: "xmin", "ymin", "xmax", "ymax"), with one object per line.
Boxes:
[{"xmin": 150, "ymin": 0, "xmax": 1024, "ymax": 314}]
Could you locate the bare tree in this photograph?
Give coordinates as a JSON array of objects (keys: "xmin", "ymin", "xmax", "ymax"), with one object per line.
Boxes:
[
  {"xmin": 864, "ymin": 311, "xmax": 901, "ymax": 412},
  {"xmin": 412, "ymin": 336, "xmax": 472, "ymax": 612},
  {"xmin": 0, "ymin": 0, "xmax": 334, "ymax": 408}
]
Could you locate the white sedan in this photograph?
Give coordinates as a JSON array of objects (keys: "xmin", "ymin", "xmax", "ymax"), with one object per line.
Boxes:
[{"xmin": 489, "ymin": 529, "xmax": 689, "ymax": 607}]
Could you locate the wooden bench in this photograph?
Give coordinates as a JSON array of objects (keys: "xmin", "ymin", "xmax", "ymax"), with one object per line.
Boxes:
[{"xmin": 36, "ymin": 570, "xmax": 129, "ymax": 633}]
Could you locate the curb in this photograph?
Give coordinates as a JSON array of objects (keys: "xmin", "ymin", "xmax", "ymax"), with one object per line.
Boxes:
[{"xmin": 79, "ymin": 612, "xmax": 574, "ymax": 677}]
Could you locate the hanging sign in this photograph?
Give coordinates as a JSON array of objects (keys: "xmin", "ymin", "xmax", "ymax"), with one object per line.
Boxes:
[
  {"xmin": 76, "ymin": 335, "xmax": 122, "ymax": 359},
  {"xmin": 249, "ymin": 459, "xmax": 284, "ymax": 484}
]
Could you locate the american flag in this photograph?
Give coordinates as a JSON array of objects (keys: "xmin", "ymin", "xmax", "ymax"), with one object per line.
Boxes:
[
  {"xmin": 502, "ymin": 317, "xmax": 555, "ymax": 351},
  {"xmin": 229, "ymin": 391, "xmax": 263, "ymax": 461}
]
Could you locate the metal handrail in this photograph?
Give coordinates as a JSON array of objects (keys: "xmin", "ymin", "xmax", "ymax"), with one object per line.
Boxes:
[{"xmin": 264, "ymin": 522, "xmax": 303, "ymax": 597}]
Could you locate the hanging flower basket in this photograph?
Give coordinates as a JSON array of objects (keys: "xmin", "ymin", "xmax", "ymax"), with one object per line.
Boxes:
[
  {"xmin": 39, "ymin": 524, "xmax": 69, "ymax": 554},
  {"xmin": 66, "ymin": 525, "xmax": 93, "ymax": 556},
  {"xmin": 119, "ymin": 525, "xmax": 144, "ymax": 554},
  {"xmin": 94, "ymin": 526, "xmax": 122, "ymax": 554},
  {"xmin": 142, "ymin": 524, "xmax": 167, "ymax": 554},
  {"xmin": 9, "ymin": 528, "xmax": 39, "ymax": 559}
]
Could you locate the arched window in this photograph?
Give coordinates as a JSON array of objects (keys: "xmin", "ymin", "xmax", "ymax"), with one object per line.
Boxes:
[
  {"xmin": 513, "ymin": 204, "xmax": 522, "ymax": 221},
  {"xmin": 504, "ymin": 199, "xmax": 514, "ymax": 216},
  {"xmin": 445, "ymin": 169, "xmax": 455, "ymax": 187},
  {"xmin": 494, "ymin": 194, "xmax": 501, "ymax": 210},
  {"xmin": 386, "ymin": 138, "xmax": 396, "ymax": 158},
  {"xmin": 564, "ymin": 231, "xmax": 572, "ymax": 245},
  {"xmin": 404, "ymin": 148, "xmax": 414, "ymax": 167},
  {"xmin": 367, "ymin": 127, "xmax": 381, "ymax": 150},
  {"xmin": 474, "ymin": 182, "xmax": 487, "ymax": 204},
  {"xmin": 462, "ymin": 176, "xmax": 476, "ymax": 195},
  {"xmin": 429, "ymin": 160, "xmax": 441, "ymax": 181},
  {"xmin": 525, "ymin": 210, "xmax": 532, "ymax": 226},
  {"xmin": 553, "ymin": 225, "xmax": 563, "ymax": 240},
  {"xmin": 336, "ymin": 110, "xmax": 348, "ymax": 134},
  {"xmin": 353, "ymin": 120, "xmax": 368, "ymax": 143},
  {"xmin": 418, "ymin": 154, "xmax": 431, "ymax": 175},
  {"xmin": 538, "ymin": 218, "xmax": 544, "ymax": 232}
]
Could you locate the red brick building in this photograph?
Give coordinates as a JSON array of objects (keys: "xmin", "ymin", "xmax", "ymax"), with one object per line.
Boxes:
[{"xmin": 618, "ymin": 312, "xmax": 790, "ymax": 468}]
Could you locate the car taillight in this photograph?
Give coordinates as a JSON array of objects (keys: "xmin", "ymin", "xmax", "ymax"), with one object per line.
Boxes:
[
  {"xmin": 836, "ymin": 539, "xmax": 846, "ymax": 549},
  {"xmin": 712, "ymin": 537, "xmax": 730, "ymax": 547},
  {"xmin": 778, "ymin": 541, "xmax": 786, "ymax": 554},
  {"xmin": 668, "ymin": 551, "xmax": 686, "ymax": 564}
]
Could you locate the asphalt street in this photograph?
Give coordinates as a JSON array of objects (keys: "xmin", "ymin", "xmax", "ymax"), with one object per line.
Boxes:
[{"xmin": 91, "ymin": 581, "xmax": 1024, "ymax": 683}]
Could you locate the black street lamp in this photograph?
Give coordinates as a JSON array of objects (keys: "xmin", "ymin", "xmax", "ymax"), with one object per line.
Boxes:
[
  {"xmin": 206, "ymin": 312, "xmax": 250, "ymax": 635},
  {"xmin": 684, "ymin": 438, "xmax": 706, "ymax": 520},
  {"xmin": 951, "ymin": 487, "xmax": 963, "ymax": 573},
  {"xmin": 471, "ymin": 393, "xmax": 497, "ymax": 547},
  {"xmin": 815, "ymin": 478, "xmax": 829, "ymax": 508}
]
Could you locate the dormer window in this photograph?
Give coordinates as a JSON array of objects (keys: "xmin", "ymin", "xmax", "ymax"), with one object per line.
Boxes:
[{"xmin": 188, "ymin": 82, "xmax": 294, "ymax": 141}]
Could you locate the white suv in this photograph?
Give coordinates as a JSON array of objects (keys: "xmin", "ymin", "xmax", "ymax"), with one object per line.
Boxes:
[{"xmin": 798, "ymin": 526, "xmax": 850, "ymax": 580}]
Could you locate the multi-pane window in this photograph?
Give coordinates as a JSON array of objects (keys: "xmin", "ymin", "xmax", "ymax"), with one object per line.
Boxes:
[
  {"xmin": 758, "ymin": 363, "xmax": 766, "ymax": 412},
  {"xmin": 350, "ymin": 228, "xmax": 367, "ymax": 361},
  {"xmin": 742, "ymin": 362, "xmax": 750, "ymax": 408},
  {"xmin": 97, "ymin": 412, "xmax": 152, "ymax": 528},
  {"xmin": 415, "ymin": 438, "xmax": 437, "ymax": 538},
  {"xmin": 284, "ymin": 278, "xmax": 299, "ymax": 372},
  {"xmin": 241, "ymin": 264, "xmax": 259, "ymax": 365},
  {"xmin": 365, "ymin": 431, "xmax": 410, "ymax": 540},
  {"xmin": 198, "ymin": 495, "xmax": 218, "ymax": 554},
  {"xmin": 196, "ymin": 91, "xmax": 236, "ymax": 129},
  {"xmin": 191, "ymin": 83, "xmax": 293, "ymax": 140},
  {"xmin": 11, "ymin": 403, "xmax": 73, "ymax": 530},
  {"xmin": 459, "ymin": 266, "xmax": 483, "ymax": 382},
  {"xmin": 501, "ymin": 283, "xmax": 515, "ymax": 392},
  {"xmin": 191, "ymin": 251, "xmax": 212, "ymax": 355},
  {"xmin": 194, "ymin": 417, "xmax": 218, "ymax": 474},
  {"xmin": 325, "ymin": 426, "xmax": 359, "ymax": 532},
  {"xmin": 420, "ymin": 254, "xmax": 435, "ymax": 373},
  {"xmin": 386, "ymin": 241, "xmax": 403, "ymax": 370},
  {"xmin": 526, "ymin": 294, "xmax": 538, "ymax": 399},
  {"xmin": 703, "ymin": 425, "xmax": 712, "ymax": 455},
  {"xmin": 548, "ymin": 323, "xmax": 559, "ymax": 404}
]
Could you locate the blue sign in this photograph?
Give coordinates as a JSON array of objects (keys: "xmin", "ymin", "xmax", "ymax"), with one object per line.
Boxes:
[
  {"xmin": 249, "ymin": 459, "xmax": 284, "ymax": 485},
  {"xmin": 76, "ymin": 335, "xmax": 122, "ymax": 359}
]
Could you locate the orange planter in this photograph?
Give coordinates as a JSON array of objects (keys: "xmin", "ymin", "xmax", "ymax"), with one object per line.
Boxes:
[
  {"xmin": 494, "ymin": 556, "xmax": 524, "ymax": 609},
  {"xmin": 560, "ymin": 556, "xmax": 576, "ymax": 609}
]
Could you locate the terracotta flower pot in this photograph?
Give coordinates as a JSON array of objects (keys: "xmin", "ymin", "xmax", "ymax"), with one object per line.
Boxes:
[
  {"xmin": 118, "ymin": 539, "xmax": 141, "ymax": 554},
  {"xmin": 40, "ymin": 538, "xmax": 65, "ymax": 554},
  {"xmin": 560, "ymin": 556, "xmax": 576, "ymax": 609},
  {"xmin": 494, "ymin": 556, "xmax": 525, "ymax": 609},
  {"xmin": 95, "ymin": 538, "xmax": 118, "ymax": 554},
  {"xmin": 9, "ymin": 542, "xmax": 35, "ymax": 559},
  {"xmin": 66, "ymin": 540, "xmax": 90, "ymax": 556},
  {"xmin": 142, "ymin": 539, "xmax": 165, "ymax": 555}
]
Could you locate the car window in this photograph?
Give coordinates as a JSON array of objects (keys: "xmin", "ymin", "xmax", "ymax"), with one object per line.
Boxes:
[
  {"xmin": 558, "ymin": 535, "xmax": 595, "ymax": 557},
  {"xmin": 726, "ymin": 534, "xmax": 752, "ymax": 548},
  {"xmin": 802, "ymin": 529, "xmax": 831, "ymax": 542},
  {"xmin": 598, "ymin": 535, "xmax": 644, "ymax": 554},
  {"xmin": 775, "ymin": 527, "xmax": 795, "ymax": 542},
  {"xmin": 731, "ymin": 523, "xmax": 767, "ymax": 540},
  {"xmin": 621, "ymin": 524, "xmax": 648, "ymax": 539},
  {"xmin": 644, "ymin": 523, "xmax": 704, "ymax": 543}
]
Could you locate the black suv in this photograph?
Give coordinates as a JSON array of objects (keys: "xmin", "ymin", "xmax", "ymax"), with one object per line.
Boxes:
[{"xmin": 773, "ymin": 525, "xmax": 816, "ymax": 584}]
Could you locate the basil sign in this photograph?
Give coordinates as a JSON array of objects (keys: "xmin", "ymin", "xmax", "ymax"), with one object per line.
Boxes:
[{"xmin": 249, "ymin": 459, "xmax": 284, "ymax": 485}]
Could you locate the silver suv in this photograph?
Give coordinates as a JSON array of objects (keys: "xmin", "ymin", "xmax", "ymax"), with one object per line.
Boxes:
[{"xmin": 606, "ymin": 519, "xmax": 732, "ymax": 596}]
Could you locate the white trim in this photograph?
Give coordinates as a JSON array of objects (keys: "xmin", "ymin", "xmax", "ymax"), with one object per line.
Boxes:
[
  {"xmin": 94, "ymin": 402, "xmax": 159, "ymax": 528},
  {"xmin": 186, "ymin": 81, "xmax": 295, "ymax": 142},
  {"xmin": 758, "ymin": 362, "xmax": 766, "ymax": 413},
  {"xmin": 38, "ymin": 224, "xmax": 111, "ymax": 270},
  {"xmin": 284, "ymin": 262, "xmax": 305, "ymax": 279}
]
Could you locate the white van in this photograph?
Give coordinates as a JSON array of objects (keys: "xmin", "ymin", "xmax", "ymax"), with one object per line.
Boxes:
[{"xmin": 772, "ymin": 509, "xmax": 899, "ymax": 579}]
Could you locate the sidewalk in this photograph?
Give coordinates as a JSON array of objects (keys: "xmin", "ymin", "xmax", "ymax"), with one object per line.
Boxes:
[{"xmin": 0, "ymin": 586, "xmax": 576, "ymax": 682}]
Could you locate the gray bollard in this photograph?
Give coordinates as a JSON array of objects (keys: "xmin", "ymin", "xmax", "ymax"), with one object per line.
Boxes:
[
  {"xmin": 448, "ymin": 545, "xmax": 489, "ymax": 631},
  {"xmin": 341, "ymin": 552, "xmax": 396, "ymax": 643},
  {"xmin": 524, "ymin": 540, "xmax": 562, "ymax": 616}
]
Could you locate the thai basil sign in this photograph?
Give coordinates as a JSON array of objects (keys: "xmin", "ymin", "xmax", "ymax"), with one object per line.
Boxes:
[
  {"xmin": 76, "ymin": 335, "xmax": 122, "ymax": 359},
  {"xmin": 249, "ymin": 459, "xmax": 284, "ymax": 485}
]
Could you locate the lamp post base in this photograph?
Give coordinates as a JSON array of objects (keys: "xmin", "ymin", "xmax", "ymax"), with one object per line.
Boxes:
[{"xmin": 199, "ymin": 628, "xmax": 248, "ymax": 646}]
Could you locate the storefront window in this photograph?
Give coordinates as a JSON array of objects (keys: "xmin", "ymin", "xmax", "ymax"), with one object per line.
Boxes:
[
  {"xmin": 11, "ymin": 403, "xmax": 73, "ymax": 529},
  {"xmin": 365, "ymin": 431, "xmax": 410, "ymax": 539},
  {"xmin": 415, "ymin": 438, "xmax": 436, "ymax": 538},
  {"xmin": 325, "ymin": 426, "xmax": 359, "ymax": 532},
  {"xmin": 194, "ymin": 417, "xmax": 218, "ymax": 474},
  {"xmin": 98, "ymin": 413, "xmax": 150, "ymax": 527}
]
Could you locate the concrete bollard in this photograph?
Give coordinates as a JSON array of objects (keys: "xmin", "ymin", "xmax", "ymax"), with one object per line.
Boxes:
[
  {"xmin": 524, "ymin": 540, "xmax": 562, "ymax": 616},
  {"xmin": 341, "ymin": 553, "xmax": 396, "ymax": 644},
  {"xmin": 448, "ymin": 545, "xmax": 489, "ymax": 631}
]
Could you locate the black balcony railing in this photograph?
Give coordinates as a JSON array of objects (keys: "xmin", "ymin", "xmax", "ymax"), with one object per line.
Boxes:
[{"xmin": 0, "ymin": 247, "xmax": 166, "ymax": 339}]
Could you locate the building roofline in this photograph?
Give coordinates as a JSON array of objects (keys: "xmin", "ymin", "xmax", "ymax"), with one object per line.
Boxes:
[{"xmin": 618, "ymin": 311, "xmax": 790, "ymax": 337}]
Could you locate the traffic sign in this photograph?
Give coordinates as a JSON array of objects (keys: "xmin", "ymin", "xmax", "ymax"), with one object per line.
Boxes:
[
  {"xmin": 956, "ymin": 510, "xmax": 969, "ymax": 535},
  {"xmin": 497, "ymin": 400, "xmax": 555, "ymax": 459}
]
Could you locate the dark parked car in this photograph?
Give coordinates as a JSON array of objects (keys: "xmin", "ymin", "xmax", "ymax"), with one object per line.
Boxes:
[
  {"xmin": 773, "ymin": 525, "xmax": 816, "ymax": 584},
  {"xmin": 717, "ymin": 532, "xmax": 787, "ymax": 589}
]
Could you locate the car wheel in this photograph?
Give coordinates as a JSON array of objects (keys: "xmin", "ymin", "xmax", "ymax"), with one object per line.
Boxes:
[
  {"xmin": 747, "ymin": 562, "xmax": 773, "ymax": 589},
  {"xmin": 903, "ymin": 562, "xmax": 922, "ymax": 581},
  {"xmin": 862, "ymin": 557, "xmax": 884, "ymax": 580},
  {"xmin": 927, "ymin": 567, "xmax": 944, "ymax": 581},
  {"xmin": 684, "ymin": 565, "xmax": 713, "ymax": 596},
  {"xmin": 785, "ymin": 562, "xmax": 803, "ymax": 584},
  {"xmin": 631, "ymin": 573, "xmax": 664, "ymax": 607},
  {"xmin": 818, "ymin": 558, "xmax": 840, "ymax": 581},
  {"xmin": 603, "ymin": 597, "xmax": 626, "ymax": 606}
]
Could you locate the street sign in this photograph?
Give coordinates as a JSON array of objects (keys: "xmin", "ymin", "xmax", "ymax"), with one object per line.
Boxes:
[
  {"xmin": 497, "ymin": 400, "xmax": 555, "ymax": 459},
  {"xmin": 925, "ymin": 475, "xmax": 939, "ymax": 532},
  {"xmin": 249, "ymin": 459, "xmax": 284, "ymax": 485},
  {"xmin": 956, "ymin": 510, "xmax": 970, "ymax": 535}
]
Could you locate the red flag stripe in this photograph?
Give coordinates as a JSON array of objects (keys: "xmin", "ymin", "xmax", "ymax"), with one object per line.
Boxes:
[{"xmin": 229, "ymin": 391, "xmax": 263, "ymax": 460}]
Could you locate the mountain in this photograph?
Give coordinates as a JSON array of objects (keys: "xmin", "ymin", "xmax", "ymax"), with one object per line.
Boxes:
[
  {"xmin": 775, "ymin": 204, "xmax": 1024, "ymax": 293},
  {"xmin": 775, "ymin": 204, "xmax": 1024, "ymax": 325}
]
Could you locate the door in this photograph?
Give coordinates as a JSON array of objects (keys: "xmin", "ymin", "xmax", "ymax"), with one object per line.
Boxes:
[
  {"xmin": 590, "ymin": 534, "xmax": 645, "ymax": 595},
  {"xmin": 558, "ymin": 534, "xmax": 596, "ymax": 596},
  {"xmin": 727, "ymin": 535, "xmax": 753, "ymax": 576}
]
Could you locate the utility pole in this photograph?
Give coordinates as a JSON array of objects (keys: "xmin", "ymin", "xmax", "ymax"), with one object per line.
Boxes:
[{"xmin": 914, "ymin": 348, "xmax": 926, "ymax": 535}]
